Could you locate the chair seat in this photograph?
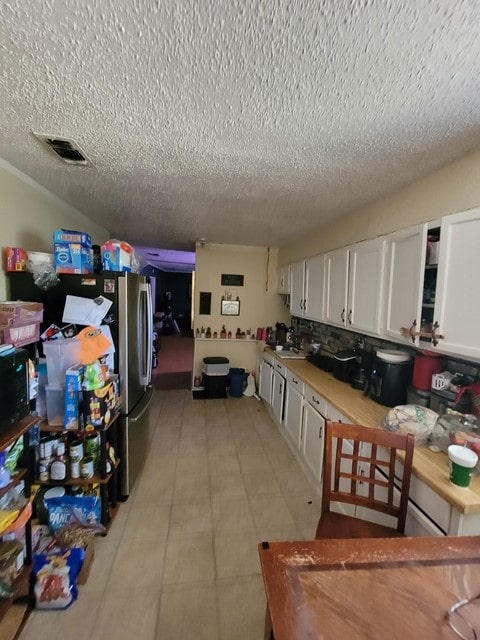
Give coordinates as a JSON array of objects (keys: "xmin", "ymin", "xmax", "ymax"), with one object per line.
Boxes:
[{"xmin": 315, "ymin": 511, "xmax": 406, "ymax": 539}]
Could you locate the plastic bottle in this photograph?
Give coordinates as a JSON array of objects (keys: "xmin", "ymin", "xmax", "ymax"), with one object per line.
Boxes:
[{"xmin": 0, "ymin": 452, "xmax": 11, "ymax": 489}]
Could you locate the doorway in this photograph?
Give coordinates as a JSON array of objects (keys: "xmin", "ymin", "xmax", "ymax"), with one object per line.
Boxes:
[{"xmin": 151, "ymin": 272, "xmax": 194, "ymax": 390}]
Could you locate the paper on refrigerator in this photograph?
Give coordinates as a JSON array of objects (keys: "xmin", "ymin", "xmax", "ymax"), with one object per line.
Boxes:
[{"xmin": 62, "ymin": 295, "xmax": 113, "ymax": 326}]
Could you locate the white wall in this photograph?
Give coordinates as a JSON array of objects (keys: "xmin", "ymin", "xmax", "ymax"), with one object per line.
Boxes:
[
  {"xmin": 0, "ymin": 159, "xmax": 109, "ymax": 298},
  {"xmin": 280, "ymin": 148, "xmax": 480, "ymax": 264},
  {"xmin": 193, "ymin": 243, "xmax": 290, "ymax": 378}
]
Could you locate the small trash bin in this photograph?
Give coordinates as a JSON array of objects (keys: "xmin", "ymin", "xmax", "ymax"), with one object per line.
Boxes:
[
  {"xmin": 229, "ymin": 368, "xmax": 246, "ymax": 397},
  {"xmin": 203, "ymin": 357, "xmax": 229, "ymax": 399}
]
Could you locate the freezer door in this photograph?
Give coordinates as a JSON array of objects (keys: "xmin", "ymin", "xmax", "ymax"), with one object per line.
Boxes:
[
  {"xmin": 119, "ymin": 384, "xmax": 153, "ymax": 498},
  {"xmin": 118, "ymin": 274, "xmax": 153, "ymax": 414}
]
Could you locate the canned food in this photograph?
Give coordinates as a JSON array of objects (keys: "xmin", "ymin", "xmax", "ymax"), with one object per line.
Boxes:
[
  {"xmin": 85, "ymin": 433, "xmax": 100, "ymax": 457},
  {"xmin": 80, "ymin": 456, "xmax": 94, "ymax": 479},
  {"xmin": 69, "ymin": 440, "xmax": 84, "ymax": 462},
  {"xmin": 70, "ymin": 459, "xmax": 81, "ymax": 479},
  {"xmin": 38, "ymin": 459, "xmax": 50, "ymax": 482},
  {"xmin": 39, "ymin": 436, "xmax": 55, "ymax": 460}
]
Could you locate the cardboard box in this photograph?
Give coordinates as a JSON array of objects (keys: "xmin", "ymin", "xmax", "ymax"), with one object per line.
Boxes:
[
  {"xmin": 53, "ymin": 228, "xmax": 92, "ymax": 246},
  {"xmin": 82, "ymin": 377, "xmax": 119, "ymax": 429},
  {"xmin": 101, "ymin": 241, "xmax": 132, "ymax": 272},
  {"xmin": 77, "ymin": 538, "xmax": 95, "ymax": 585},
  {"xmin": 64, "ymin": 364, "xmax": 85, "ymax": 430},
  {"xmin": 4, "ymin": 247, "xmax": 28, "ymax": 272},
  {"xmin": 54, "ymin": 242, "xmax": 92, "ymax": 274}
]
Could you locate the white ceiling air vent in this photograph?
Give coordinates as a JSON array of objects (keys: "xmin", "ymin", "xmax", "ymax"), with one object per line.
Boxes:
[{"xmin": 33, "ymin": 133, "xmax": 92, "ymax": 166}]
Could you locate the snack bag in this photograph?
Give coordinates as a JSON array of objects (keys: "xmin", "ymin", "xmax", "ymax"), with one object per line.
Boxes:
[{"xmin": 33, "ymin": 548, "xmax": 84, "ymax": 609}]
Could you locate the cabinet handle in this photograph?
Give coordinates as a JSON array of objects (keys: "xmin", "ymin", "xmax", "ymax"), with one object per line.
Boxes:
[
  {"xmin": 341, "ymin": 308, "xmax": 345, "ymax": 322},
  {"xmin": 431, "ymin": 321, "xmax": 444, "ymax": 347},
  {"xmin": 293, "ymin": 378, "xmax": 298, "ymax": 383},
  {"xmin": 348, "ymin": 309, "xmax": 352, "ymax": 324},
  {"xmin": 319, "ymin": 426, "xmax": 323, "ymax": 438},
  {"xmin": 312, "ymin": 395, "xmax": 319, "ymax": 404}
]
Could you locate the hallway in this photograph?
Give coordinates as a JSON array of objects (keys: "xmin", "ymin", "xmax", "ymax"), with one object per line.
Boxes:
[{"xmin": 19, "ymin": 390, "xmax": 320, "ymax": 640}]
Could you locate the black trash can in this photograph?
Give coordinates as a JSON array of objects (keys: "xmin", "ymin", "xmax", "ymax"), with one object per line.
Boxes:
[
  {"xmin": 229, "ymin": 368, "xmax": 246, "ymax": 397},
  {"xmin": 203, "ymin": 357, "xmax": 229, "ymax": 399}
]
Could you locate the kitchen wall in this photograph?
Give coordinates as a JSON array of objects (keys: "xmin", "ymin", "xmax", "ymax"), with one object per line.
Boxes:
[
  {"xmin": 193, "ymin": 243, "xmax": 290, "ymax": 378},
  {"xmin": 280, "ymin": 148, "xmax": 480, "ymax": 264},
  {"xmin": 0, "ymin": 159, "xmax": 109, "ymax": 299}
]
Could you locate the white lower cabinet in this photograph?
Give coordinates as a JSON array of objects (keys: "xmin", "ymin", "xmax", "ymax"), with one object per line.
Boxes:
[
  {"xmin": 259, "ymin": 356, "xmax": 273, "ymax": 405},
  {"xmin": 302, "ymin": 388, "xmax": 327, "ymax": 483},
  {"xmin": 284, "ymin": 371, "xmax": 304, "ymax": 449}
]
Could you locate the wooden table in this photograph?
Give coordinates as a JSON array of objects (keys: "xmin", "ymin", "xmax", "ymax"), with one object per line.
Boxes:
[{"xmin": 258, "ymin": 536, "xmax": 480, "ymax": 640}]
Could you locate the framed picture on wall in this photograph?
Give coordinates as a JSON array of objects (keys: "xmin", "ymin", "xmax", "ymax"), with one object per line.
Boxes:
[{"xmin": 221, "ymin": 299, "xmax": 240, "ymax": 315}]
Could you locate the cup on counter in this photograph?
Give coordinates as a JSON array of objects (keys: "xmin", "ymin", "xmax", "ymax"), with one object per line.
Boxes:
[
  {"xmin": 448, "ymin": 445, "xmax": 478, "ymax": 488},
  {"xmin": 275, "ymin": 345, "xmax": 283, "ymax": 352}
]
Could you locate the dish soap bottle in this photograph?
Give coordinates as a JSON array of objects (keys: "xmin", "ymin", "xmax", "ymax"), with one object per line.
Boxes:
[{"xmin": 0, "ymin": 452, "xmax": 11, "ymax": 489}]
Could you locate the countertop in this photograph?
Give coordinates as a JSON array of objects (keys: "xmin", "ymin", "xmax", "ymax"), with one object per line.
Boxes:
[{"xmin": 265, "ymin": 348, "xmax": 480, "ymax": 515}]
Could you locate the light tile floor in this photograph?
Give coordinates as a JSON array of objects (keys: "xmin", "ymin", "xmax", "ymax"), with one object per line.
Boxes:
[{"xmin": 19, "ymin": 389, "xmax": 321, "ymax": 640}]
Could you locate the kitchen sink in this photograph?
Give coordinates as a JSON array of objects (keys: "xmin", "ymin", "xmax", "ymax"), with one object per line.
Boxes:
[{"xmin": 275, "ymin": 351, "xmax": 306, "ymax": 360}]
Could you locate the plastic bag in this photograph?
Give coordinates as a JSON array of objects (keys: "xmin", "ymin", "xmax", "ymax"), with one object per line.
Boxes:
[
  {"xmin": 45, "ymin": 495, "xmax": 103, "ymax": 533},
  {"xmin": 33, "ymin": 548, "xmax": 83, "ymax": 609}
]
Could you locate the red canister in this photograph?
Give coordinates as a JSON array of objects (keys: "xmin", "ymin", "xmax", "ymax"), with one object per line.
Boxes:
[{"xmin": 412, "ymin": 351, "xmax": 444, "ymax": 391}]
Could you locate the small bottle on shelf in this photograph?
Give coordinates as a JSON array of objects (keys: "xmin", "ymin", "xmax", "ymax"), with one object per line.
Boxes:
[{"xmin": 49, "ymin": 441, "xmax": 69, "ymax": 482}]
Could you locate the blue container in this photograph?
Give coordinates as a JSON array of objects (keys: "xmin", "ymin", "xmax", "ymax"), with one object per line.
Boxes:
[{"xmin": 229, "ymin": 368, "xmax": 246, "ymax": 397}]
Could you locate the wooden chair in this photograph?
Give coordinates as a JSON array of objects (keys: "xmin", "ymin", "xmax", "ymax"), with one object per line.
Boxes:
[{"xmin": 315, "ymin": 420, "xmax": 415, "ymax": 539}]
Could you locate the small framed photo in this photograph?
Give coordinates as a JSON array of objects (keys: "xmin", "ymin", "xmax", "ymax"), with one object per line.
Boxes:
[{"xmin": 221, "ymin": 299, "xmax": 240, "ymax": 316}]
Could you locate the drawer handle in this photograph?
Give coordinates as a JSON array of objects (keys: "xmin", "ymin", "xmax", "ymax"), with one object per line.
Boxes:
[{"xmin": 312, "ymin": 396, "xmax": 319, "ymax": 404}]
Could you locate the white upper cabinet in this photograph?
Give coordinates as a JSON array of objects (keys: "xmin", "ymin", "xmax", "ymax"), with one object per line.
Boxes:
[
  {"xmin": 289, "ymin": 256, "xmax": 325, "ymax": 321},
  {"xmin": 325, "ymin": 239, "xmax": 385, "ymax": 335},
  {"xmin": 277, "ymin": 264, "xmax": 291, "ymax": 294},
  {"xmin": 325, "ymin": 247, "xmax": 349, "ymax": 327},
  {"xmin": 348, "ymin": 237, "xmax": 386, "ymax": 334},
  {"xmin": 290, "ymin": 260, "xmax": 306, "ymax": 317},
  {"xmin": 304, "ymin": 254, "xmax": 325, "ymax": 321},
  {"xmin": 384, "ymin": 224, "xmax": 428, "ymax": 345},
  {"xmin": 432, "ymin": 208, "xmax": 480, "ymax": 360}
]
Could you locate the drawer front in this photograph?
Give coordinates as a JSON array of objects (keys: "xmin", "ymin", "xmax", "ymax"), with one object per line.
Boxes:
[
  {"xmin": 262, "ymin": 351, "xmax": 274, "ymax": 366},
  {"xmin": 305, "ymin": 385, "xmax": 327, "ymax": 415},
  {"xmin": 326, "ymin": 404, "xmax": 351, "ymax": 423},
  {"xmin": 409, "ymin": 474, "xmax": 451, "ymax": 534},
  {"xmin": 286, "ymin": 369, "xmax": 305, "ymax": 393},
  {"xmin": 274, "ymin": 360, "xmax": 287, "ymax": 377}
]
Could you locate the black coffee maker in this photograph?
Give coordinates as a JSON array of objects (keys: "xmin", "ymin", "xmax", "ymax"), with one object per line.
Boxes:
[{"xmin": 364, "ymin": 349, "xmax": 412, "ymax": 407}]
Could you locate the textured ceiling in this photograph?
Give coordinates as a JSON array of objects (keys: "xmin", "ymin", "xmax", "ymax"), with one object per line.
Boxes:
[{"xmin": 1, "ymin": 0, "xmax": 480, "ymax": 264}]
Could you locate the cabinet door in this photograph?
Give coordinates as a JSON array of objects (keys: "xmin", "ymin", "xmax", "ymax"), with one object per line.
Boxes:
[
  {"xmin": 284, "ymin": 378, "xmax": 304, "ymax": 449},
  {"xmin": 384, "ymin": 224, "xmax": 427, "ymax": 344},
  {"xmin": 348, "ymin": 238, "xmax": 386, "ymax": 335},
  {"xmin": 325, "ymin": 248, "xmax": 349, "ymax": 327},
  {"xmin": 290, "ymin": 261, "xmax": 305, "ymax": 317},
  {"xmin": 277, "ymin": 264, "xmax": 291, "ymax": 294},
  {"xmin": 304, "ymin": 254, "xmax": 325, "ymax": 321},
  {"xmin": 302, "ymin": 402, "xmax": 325, "ymax": 483},
  {"xmin": 272, "ymin": 370, "xmax": 286, "ymax": 425},
  {"xmin": 258, "ymin": 360, "xmax": 273, "ymax": 405},
  {"xmin": 433, "ymin": 208, "xmax": 480, "ymax": 360}
]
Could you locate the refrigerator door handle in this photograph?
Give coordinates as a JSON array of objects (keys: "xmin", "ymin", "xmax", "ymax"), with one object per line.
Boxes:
[
  {"xmin": 128, "ymin": 384, "xmax": 153, "ymax": 423},
  {"xmin": 139, "ymin": 282, "xmax": 153, "ymax": 386}
]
